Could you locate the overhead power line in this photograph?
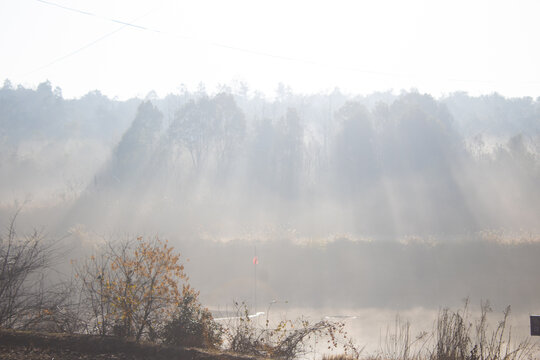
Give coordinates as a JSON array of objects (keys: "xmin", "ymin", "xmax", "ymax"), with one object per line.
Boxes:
[
  {"xmin": 35, "ymin": 0, "xmax": 159, "ymax": 32},
  {"xmin": 30, "ymin": 0, "xmax": 408, "ymax": 79},
  {"xmin": 29, "ymin": 0, "xmax": 540, "ymax": 86},
  {"xmin": 33, "ymin": 0, "xmax": 319, "ymax": 67},
  {"xmin": 22, "ymin": 26, "xmax": 125, "ymax": 77},
  {"xmin": 22, "ymin": 1, "xmax": 161, "ymax": 77}
]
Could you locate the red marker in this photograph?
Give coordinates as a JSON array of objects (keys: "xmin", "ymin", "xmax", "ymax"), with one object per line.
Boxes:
[{"xmin": 253, "ymin": 256, "xmax": 259, "ymax": 265}]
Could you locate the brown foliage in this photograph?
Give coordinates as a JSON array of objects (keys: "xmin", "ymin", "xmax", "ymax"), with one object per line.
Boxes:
[{"xmin": 74, "ymin": 236, "xmax": 188, "ymax": 341}]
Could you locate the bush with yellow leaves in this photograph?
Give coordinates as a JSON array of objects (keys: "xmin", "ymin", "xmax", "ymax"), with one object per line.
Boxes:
[{"xmin": 75, "ymin": 236, "xmax": 195, "ymax": 342}]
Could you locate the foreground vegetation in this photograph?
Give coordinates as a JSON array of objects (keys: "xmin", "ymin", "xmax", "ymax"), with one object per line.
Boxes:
[
  {"xmin": 370, "ymin": 301, "xmax": 536, "ymax": 360},
  {"xmin": 0, "ymin": 214, "xmax": 355, "ymax": 359},
  {"xmin": 0, "ymin": 215, "xmax": 537, "ymax": 360}
]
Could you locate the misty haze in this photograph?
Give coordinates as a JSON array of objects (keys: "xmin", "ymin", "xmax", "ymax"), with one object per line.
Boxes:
[{"xmin": 1, "ymin": 1, "xmax": 540, "ymax": 359}]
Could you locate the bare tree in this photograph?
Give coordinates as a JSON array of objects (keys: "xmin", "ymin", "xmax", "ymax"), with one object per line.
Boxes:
[
  {"xmin": 74, "ymin": 251, "xmax": 114, "ymax": 336},
  {"xmin": 0, "ymin": 211, "xmax": 59, "ymax": 329}
]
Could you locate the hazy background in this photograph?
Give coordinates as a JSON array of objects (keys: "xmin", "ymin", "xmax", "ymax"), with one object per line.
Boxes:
[
  {"xmin": 1, "ymin": 0, "xmax": 540, "ymax": 343},
  {"xmin": 1, "ymin": 83, "xmax": 540, "ymax": 314}
]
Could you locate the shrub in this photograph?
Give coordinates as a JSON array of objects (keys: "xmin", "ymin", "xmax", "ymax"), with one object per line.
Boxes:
[
  {"xmin": 74, "ymin": 236, "xmax": 189, "ymax": 341},
  {"xmin": 223, "ymin": 302, "xmax": 360, "ymax": 360},
  {"xmin": 160, "ymin": 285, "xmax": 223, "ymax": 348}
]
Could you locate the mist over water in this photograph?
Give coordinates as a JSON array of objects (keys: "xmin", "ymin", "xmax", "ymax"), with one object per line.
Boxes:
[{"xmin": 1, "ymin": 81, "xmax": 540, "ymax": 317}]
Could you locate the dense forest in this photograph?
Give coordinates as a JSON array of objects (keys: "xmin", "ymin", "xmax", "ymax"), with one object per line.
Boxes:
[{"xmin": 2, "ymin": 80, "xmax": 539, "ymax": 235}]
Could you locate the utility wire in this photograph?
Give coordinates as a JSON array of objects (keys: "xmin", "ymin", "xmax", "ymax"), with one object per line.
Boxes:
[
  {"xmin": 30, "ymin": 0, "xmax": 409, "ymax": 79},
  {"xmin": 29, "ymin": 0, "xmax": 540, "ymax": 86},
  {"xmin": 35, "ymin": 0, "xmax": 159, "ymax": 33},
  {"xmin": 22, "ymin": 26, "xmax": 125, "ymax": 77},
  {"xmin": 33, "ymin": 0, "xmax": 318, "ymax": 68},
  {"xmin": 22, "ymin": 2, "xmax": 160, "ymax": 77}
]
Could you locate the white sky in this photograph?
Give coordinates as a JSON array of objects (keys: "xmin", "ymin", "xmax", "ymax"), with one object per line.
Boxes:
[{"xmin": 1, "ymin": 0, "xmax": 540, "ymax": 99}]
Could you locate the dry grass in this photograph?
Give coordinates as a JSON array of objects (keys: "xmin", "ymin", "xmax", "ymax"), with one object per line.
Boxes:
[
  {"xmin": 322, "ymin": 355, "xmax": 360, "ymax": 360},
  {"xmin": 433, "ymin": 301, "xmax": 535, "ymax": 360},
  {"xmin": 328, "ymin": 301, "xmax": 537, "ymax": 360},
  {"xmin": 222, "ymin": 302, "xmax": 362, "ymax": 360}
]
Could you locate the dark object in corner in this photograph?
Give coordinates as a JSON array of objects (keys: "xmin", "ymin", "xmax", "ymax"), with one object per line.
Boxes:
[{"xmin": 530, "ymin": 315, "xmax": 540, "ymax": 336}]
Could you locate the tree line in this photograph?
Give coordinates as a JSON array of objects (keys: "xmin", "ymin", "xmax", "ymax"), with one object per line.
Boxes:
[{"xmin": 1, "ymin": 80, "xmax": 540, "ymax": 235}]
